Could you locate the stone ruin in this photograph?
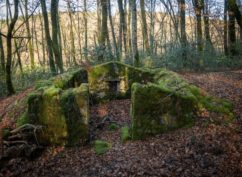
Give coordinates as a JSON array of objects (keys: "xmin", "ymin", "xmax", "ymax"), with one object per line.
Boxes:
[{"xmin": 22, "ymin": 62, "xmax": 233, "ymax": 146}]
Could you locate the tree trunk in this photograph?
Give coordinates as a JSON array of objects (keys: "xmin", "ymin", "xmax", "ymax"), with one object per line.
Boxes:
[
  {"xmin": 117, "ymin": 0, "xmax": 126, "ymax": 60},
  {"xmin": 193, "ymin": 0, "xmax": 204, "ymax": 52},
  {"xmin": 51, "ymin": 0, "xmax": 63, "ymax": 73},
  {"xmin": 203, "ymin": 0, "xmax": 213, "ymax": 48},
  {"xmin": 84, "ymin": 0, "xmax": 88, "ymax": 60},
  {"xmin": 99, "ymin": 0, "xmax": 108, "ymax": 61},
  {"xmin": 178, "ymin": 0, "xmax": 187, "ymax": 64},
  {"xmin": 108, "ymin": 0, "xmax": 118, "ymax": 59},
  {"xmin": 228, "ymin": 4, "xmax": 237, "ymax": 55},
  {"xmin": 24, "ymin": 0, "xmax": 35, "ymax": 69},
  {"xmin": 40, "ymin": 0, "xmax": 56, "ymax": 75},
  {"xmin": 140, "ymin": 0, "xmax": 150, "ymax": 54},
  {"xmin": 67, "ymin": 1, "xmax": 77, "ymax": 65},
  {"xmin": 130, "ymin": 0, "xmax": 139, "ymax": 66},
  {"xmin": 228, "ymin": 0, "xmax": 242, "ymax": 54},
  {"xmin": 0, "ymin": 33, "xmax": 5, "ymax": 74},
  {"xmin": 6, "ymin": 0, "xmax": 19, "ymax": 95},
  {"xmin": 224, "ymin": 0, "xmax": 229, "ymax": 55}
]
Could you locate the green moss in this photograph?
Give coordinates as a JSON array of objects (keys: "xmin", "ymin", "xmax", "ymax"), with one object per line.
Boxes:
[
  {"xmin": 88, "ymin": 61, "xmax": 154, "ymax": 103},
  {"xmin": 27, "ymin": 91, "xmax": 43, "ymax": 124},
  {"xmin": 60, "ymin": 84, "xmax": 89, "ymax": 146},
  {"xmin": 73, "ymin": 84, "xmax": 89, "ymax": 125},
  {"xmin": 131, "ymin": 83, "xmax": 195, "ymax": 140},
  {"xmin": 131, "ymin": 67, "xmax": 234, "ymax": 139},
  {"xmin": 108, "ymin": 123, "xmax": 119, "ymax": 131},
  {"xmin": 35, "ymin": 80, "xmax": 53, "ymax": 89},
  {"xmin": 121, "ymin": 126, "xmax": 131, "ymax": 142},
  {"xmin": 94, "ymin": 140, "xmax": 112, "ymax": 155},
  {"xmin": 38, "ymin": 86, "xmax": 67, "ymax": 145},
  {"xmin": 16, "ymin": 112, "xmax": 29, "ymax": 127}
]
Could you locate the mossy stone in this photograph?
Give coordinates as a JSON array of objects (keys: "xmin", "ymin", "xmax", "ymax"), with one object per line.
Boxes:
[
  {"xmin": 131, "ymin": 83, "xmax": 195, "ymax": 140},
  {"xmin": 88, "ymin": 61, "xmax": 154, "ymax": 102}
]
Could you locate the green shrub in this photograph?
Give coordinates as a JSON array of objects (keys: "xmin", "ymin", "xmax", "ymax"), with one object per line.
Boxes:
[
  {"xmin": 121, "ymin": 126, "xmax": 131, "ymax": 143},
  {"xmin": 94, "ymin": 140, "xmax": 112, "ymax": 155},
  {"xmin": 108, "ymin": 123, "xmax": 119, "ymax": 131}
]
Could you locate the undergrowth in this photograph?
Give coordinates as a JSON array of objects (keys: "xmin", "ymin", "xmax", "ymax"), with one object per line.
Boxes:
[{"xmin": 0, "ymin": 68, "xmax": 53, "ymax": 98}]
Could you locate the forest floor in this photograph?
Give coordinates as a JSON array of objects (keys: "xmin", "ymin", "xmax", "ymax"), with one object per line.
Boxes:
[{"xmin": 0, "ymin": 70, "xmax": 242, "ymax": 177}]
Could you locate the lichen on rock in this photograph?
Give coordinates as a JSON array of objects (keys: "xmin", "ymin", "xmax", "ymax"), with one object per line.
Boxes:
[{"xmin": 25, "ymin": 68, "xmax": 89, "ymax": 146}]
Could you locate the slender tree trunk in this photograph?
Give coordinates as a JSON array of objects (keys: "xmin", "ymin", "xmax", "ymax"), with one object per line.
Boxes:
[
  {"xmin": 224, "ymin": 0, "xmax": 229, "ymax": 55},
  {"xmin": 6, "ymin": 0, "xmax": 19, "ymax": 95},
  {"xmin": 178, "ymin": 0, "xmax": 187, "ymax": 64},
  {"xmin": 203, "ymin": 0, "xmax": 213, "ymax": 48},
  {"xmin": 33, "ymin": 16, "xmax": 40, "ymax": 66},
  {"xmin": 51, "ymin": 0, "xmax": 63, "ymax": 73},
  {"xmin": 84, "ymin": 0, "xmax": 88, "ymax": 60},
  {"xmin": 14, "ymin": 38, "xmax": 23, "ymax": 74},
  {"xmin": 117, "ymin": 0, "xmax": 125, "ymax": 60},
  {"xmin": 127, "ymin": 1, "xmax": 132, "ymax": 56},
  {"xmin": 67, "ymin": 1, "xmax": 77, "ymax": 65},
  {"xmin": 39, "ymin": 13, "xmax": 46, "ymax": 68},
  {"xmin": 24, "ymin": 0, "xmax": 35, "ymax": 69},
  {"xmin": 99, "ymin": 0, "xmax": 108, "ymax": 61},
  {"xmin": 193, "ymin": 0, "xmax": 204, "ymax": 52},
  {"xmin": 130, "ymin": 0, "xmax": 139, "ymax": 66},
  {"xmin": 0, "ymin": 33, "xmax": 5, "ymax": 74},
  {"xmin": 40, "ymin": 0, "xmax": 56, "ymax": 75},
  {"xmin": 228, "ymin": 4, "xmax": 237, "ymax": 55},
  {"xmin": 149, "ymin": 0, "xmax": 156, "ymax": 54},
  {"xmin": 123, "ymin": 0, "xmax": 128, "ymax": 57},
  {"xmin": 140, "ymin": 0, "xmax": 150, "ymax": 54},
  {"xmin": 97, "ymin": 0, "xmax": 102, "ymax": 43},
  {"xmin": 108, "ymin": 0, "xmax": 118, "ymax": 59}
]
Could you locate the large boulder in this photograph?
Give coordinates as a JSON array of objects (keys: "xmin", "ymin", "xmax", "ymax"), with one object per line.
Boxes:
[
  {"xmin": 25, "ymin": 68, "xmax": 89, "ymax": 146},
  {"xmin": 27, "ymin": 84, "xmax": 89, "ymax": 146},
  {"xmin": 131, "ymin": 69, "xmax": 233, "ymax": 139}
]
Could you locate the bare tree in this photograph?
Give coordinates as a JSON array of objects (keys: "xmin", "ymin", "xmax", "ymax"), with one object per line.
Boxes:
[
  {"xmin": 99, "ymin": 0, "xmax": 108, "ymax": 61},
  {"xmin": 51, "ymin": 0, "xmax": 64, "ymax": 72},
  {"xmin": 6, "ymin": 0, "xmax": 19, "ymax": 95},
  {"xmin": 140, "ymin": 0, "xmax": 150, "ymax": 54},
  {"xmin": 40, "ymin": 0, "xmax": 56, "ymax": 74}
]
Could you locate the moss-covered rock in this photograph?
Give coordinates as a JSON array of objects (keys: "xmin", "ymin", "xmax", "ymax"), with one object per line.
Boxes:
[
  {"xmin": 131, "ymin": 83, "xmax": 195, "ymax": 140},
  {"xmin": 26, "ymin": 84, "xmax": 89, "ymax": 146},
  {"xmin": 37, "ymin": 86, "xmax": 67, "ymax": 145},
  {"xmin": 25, "ymin": 68, "xmax": 89, "ymax": 146},
  {"xmin": 60, "ymin": 84, "xmax": 90, "ymax": 146},
  {"xmin": 88, "ymin": 61, "xmax": 154, "ymax": 102},
  {"xmin": 53, "ymin": 69, "xmax": 88, "ymax": 89},
  {"xmin": 24, "ymin": 61, "xmax": 234, "ymax": 145},
  {"xmin": 131, "ymin": 69, "xmax": 234, "ymax": 139}
]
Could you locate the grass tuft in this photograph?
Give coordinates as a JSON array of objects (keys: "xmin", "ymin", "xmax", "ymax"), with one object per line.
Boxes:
[{"xmin": 94, "ymin": 140, "xmax": 112, "ymax": 155}]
